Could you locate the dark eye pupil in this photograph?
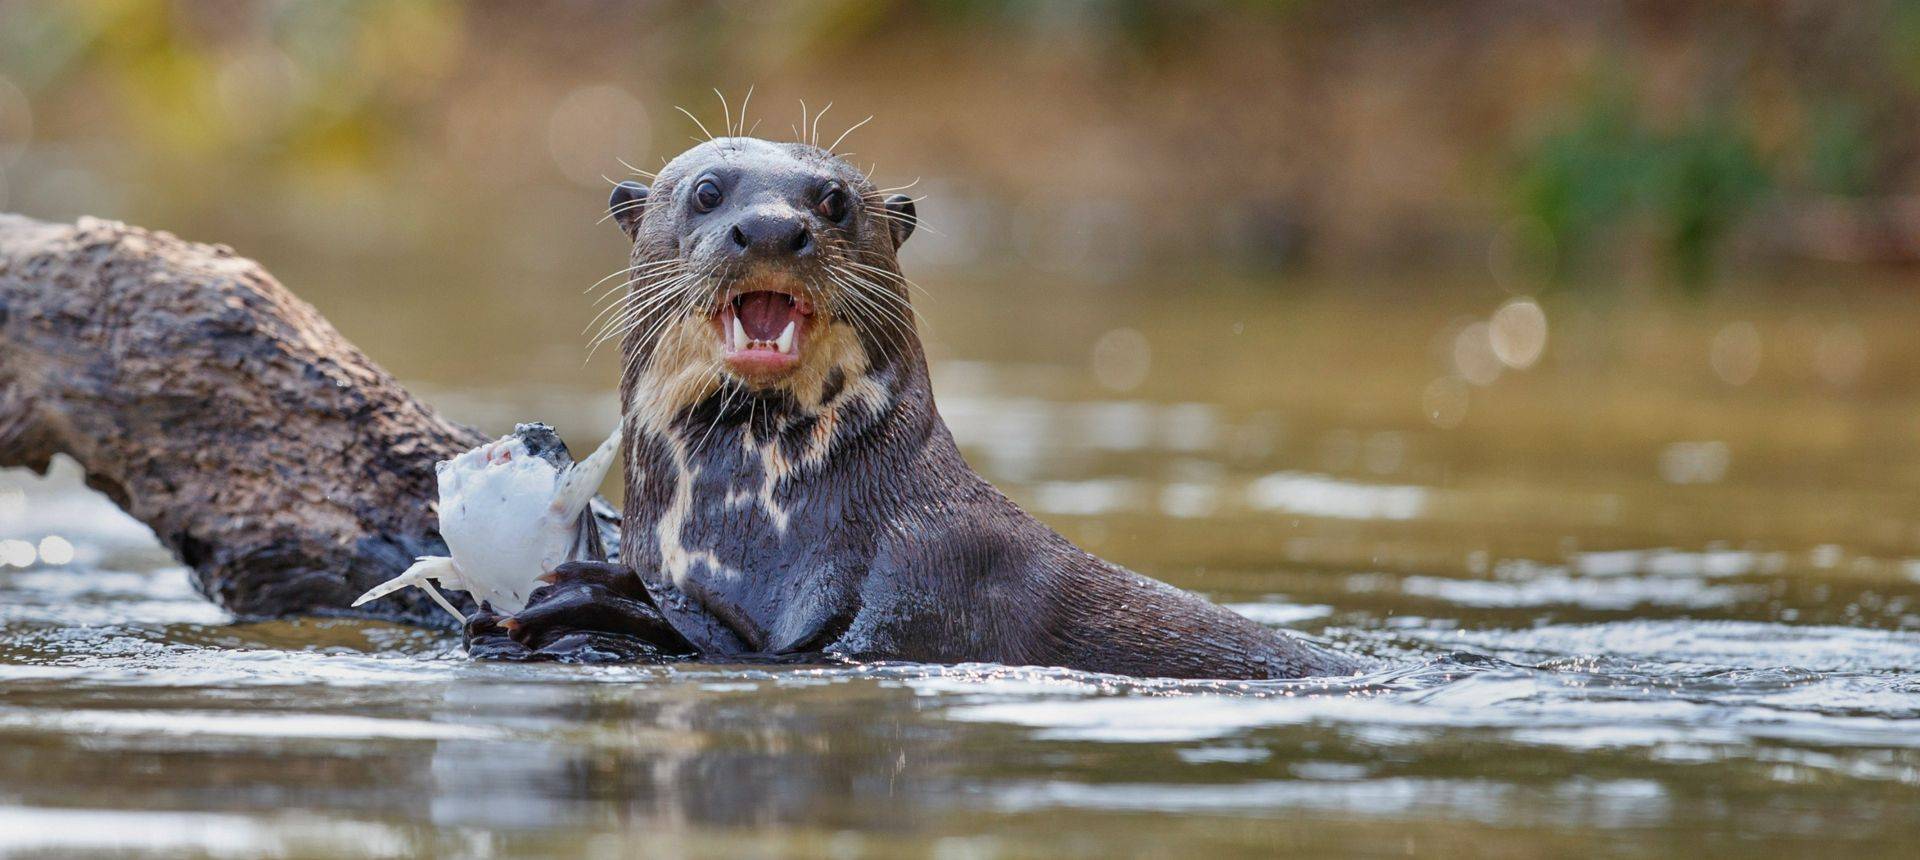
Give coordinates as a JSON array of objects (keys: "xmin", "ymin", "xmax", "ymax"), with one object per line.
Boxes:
[
  {"xmin": 695, "ymin": 180, "xmax": 721, "ymax": 209},
  {"xmin": 821, "ymin": 189, "xmax": 846, "ymax": 221}
]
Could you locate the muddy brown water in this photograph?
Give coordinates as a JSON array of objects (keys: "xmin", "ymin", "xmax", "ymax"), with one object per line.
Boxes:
[{"xmin": 3, "ymin": 261, "xmax": 1919, "ymax": 857}]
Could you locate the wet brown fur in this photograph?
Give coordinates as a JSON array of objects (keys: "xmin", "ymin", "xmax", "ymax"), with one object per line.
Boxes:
[{"xmin": 586, "ymin": 137, "xmax": 1364, "ymax": 679}]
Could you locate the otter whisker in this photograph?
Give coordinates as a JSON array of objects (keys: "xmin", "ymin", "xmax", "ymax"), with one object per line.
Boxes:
[
  {"xmin": 860, "ymin": 208, "xmax": 937, "ymax": 236},
  {"xmin": 590, "ymin": 258, "xmax": 687, "ymax": 298},
  {"xmin": 586, "ymin": 258, "xmax": 686, "ymax": 298},
  {"xmin": 598, "ymin": 194, "xmax": 656, "ymax": 226},
  {"xmin": 825, "ymin": 268, "xmax": 918, "ymax": 359},
  {"xmin": 691, "ymin": 368, "xmax": 738, "ymax": 455},
  {"xmin": 595, "ymin": 266, "xmax": 706, "ymax": 335},
  {"xmin": 714, "ymin": 88, "xmax": 732, "ymax": 142},
  {"xmin": 617, "ymin": 157, "xmax": 659, "ymax": 181},
  {"xmin": 860, "ymin": 205, "xmax": 912, "ymax": 222},
  {"xmin": 583, "ymin": 261, "xmax": 655, "ymax": 294},
  {"xmin": 587, "ymin": 264, "xmax": 706, "ymax": 346},
  {"xmin": 588, "ymin": 284, "xmax": 663, "ymax": 331},
  {"xmin": 839, "ymin": 262, "xmax": 934, "ymax": 324},
  {"xmin": 735, "ymin": 85, "xmax": 756, "ymax": 137},
  {"xmin": 586, "ymin": 271, "xmax": 682, "ymax": 314},
  {"xmin": 821, "ymin": 273, "xmax": 883, "ymax": 341},
  {"xmin": 834, "ymin": 273, "xmax": 919, "ymax": 344},
  {"xmin": 589, "ymin": 285, "xmax": 700, "ymax": 361},
  {"xmin": 587, "ymin": 274, "xmax": 695, "ymax": 344},
  {"xmin": 832, "ymin": 259, "xmax": 924, "ymax": 322},
  {"xmin": 675, "ymin": 105, "xmax": 717, "ymax": 142},
  {"xmin": 864, "ymin": 210, "xmax": 943, "ymax": 239},
  {"xmin": 593, "ymin": 279, "xmax": 675, "ymax": 313},
  {"xmin": 827, "ymin": 115, "xmax": 872, "ymax": 155},
  {"xmin": 841, "ymin": 257, "xmax": 935, "ymax": 302},
  {"xmin": 810, "ymin": 101, "xmax": 834, "ymax": 148},
  {"xmin": 593, "ymin": 273, "xmax": 684, "ymax": 312},
  {"xmin": 613, "ymin": 263, "xmax": 720, "ymax": 377}
]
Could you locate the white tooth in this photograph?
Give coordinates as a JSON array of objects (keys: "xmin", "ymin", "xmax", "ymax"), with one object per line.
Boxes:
[
  {"xmin": 775, "ymin": 320, "xmax": 796, "ymax": 354},
  {"xmin": 731, "ymin": 316, "xmax": 747, "ymax": 351}
]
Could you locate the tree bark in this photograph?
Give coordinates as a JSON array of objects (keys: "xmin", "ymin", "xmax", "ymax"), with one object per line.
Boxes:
[{"xmin": 0, "ymin": 213, "xmax": 550, "ymax": 625}]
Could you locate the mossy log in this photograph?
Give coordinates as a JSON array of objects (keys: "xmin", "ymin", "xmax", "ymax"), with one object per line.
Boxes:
[{"xmin": 0, "ymin": 214, "xmax": 611, "ymax": 625}]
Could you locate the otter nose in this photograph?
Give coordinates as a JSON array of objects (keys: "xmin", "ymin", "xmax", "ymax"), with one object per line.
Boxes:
[{"xmin": 728, "ymin": 213, "xmax": 813, "ymax": 257}]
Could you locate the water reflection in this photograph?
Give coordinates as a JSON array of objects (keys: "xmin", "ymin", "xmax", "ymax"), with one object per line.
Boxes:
[
  {"xmin": 6, "ymin": 284, "xmax": 1920, "ymax": 854},
  {"xmin": 0, "ymin": 553, "xmax": 1916, "ymax": 854}
]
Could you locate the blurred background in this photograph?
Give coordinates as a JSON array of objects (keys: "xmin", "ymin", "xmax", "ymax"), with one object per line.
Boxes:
[
  {"xmin": 5, "ymin": 3, "xmax": 1920, "ymax": 854},
  {"xmin": 5, "ymin": 0, "xmax": 1918, "ymax": 569}
]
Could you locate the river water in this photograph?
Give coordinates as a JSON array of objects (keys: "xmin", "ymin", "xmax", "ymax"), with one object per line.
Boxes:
[{"xmin": 3, "ymin": 270, "xmax": 1919, "ymax": 857}]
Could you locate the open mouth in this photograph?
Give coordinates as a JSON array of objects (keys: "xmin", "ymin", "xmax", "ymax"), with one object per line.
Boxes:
[{"xmin": 716, "ymin": 289, "xmax": 813, "ymax": 375}]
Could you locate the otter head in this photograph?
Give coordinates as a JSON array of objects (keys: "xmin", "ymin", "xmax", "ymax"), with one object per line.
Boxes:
[{"xmin": 606, "ymin": 138, "xmax": 917, "ymax": 413}]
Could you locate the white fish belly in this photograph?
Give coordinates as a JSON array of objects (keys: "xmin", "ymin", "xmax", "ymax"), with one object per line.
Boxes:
[{"xmin": 437, "ymin": 441, "xmax": 564, "ymax": 612}]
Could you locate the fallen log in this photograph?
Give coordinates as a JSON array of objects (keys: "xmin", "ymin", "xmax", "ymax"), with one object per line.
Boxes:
[{"xmin": 0, "ymin": 213, "xmax": 612, "ymax": 625}]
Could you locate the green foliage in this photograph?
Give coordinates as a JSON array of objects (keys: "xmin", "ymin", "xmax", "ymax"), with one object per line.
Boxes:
[
  {"xmin": 1654, "ymin": 120, "xmax": 1770, "ymax": 290},
  {"xmin": 1515, "ymin": 82, "xmax": 1770, "ymax": 292},
  {"xmin": 1805, "ymin": 101, "xmax": 1877, "ymax": 198}
]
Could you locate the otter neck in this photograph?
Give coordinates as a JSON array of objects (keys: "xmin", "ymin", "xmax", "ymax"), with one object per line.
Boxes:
[
  {"xmin": 619, "ymin": 342, "xmax": 942, "ymax": 653},
  {"xmin": 668, "ymin": 354, "xmax": 914, "ymax": 462}
]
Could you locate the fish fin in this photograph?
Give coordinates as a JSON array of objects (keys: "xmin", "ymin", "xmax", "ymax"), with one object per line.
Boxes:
[
  {"xmin": 552, "ymin": 426, "xmax": 622, "ymax": 523},
  {"xmin": 416, "ymin": 579, "xmax": 469, "ymax": 625},
  {"xmin": 351, "ymin": 556, "xmax": 460, "ymax": 607}
]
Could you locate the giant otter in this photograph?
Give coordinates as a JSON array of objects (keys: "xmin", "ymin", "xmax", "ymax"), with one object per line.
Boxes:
[{"xmin": 467, "ymin": 137, "xmax": 1363, "ymax": 680}]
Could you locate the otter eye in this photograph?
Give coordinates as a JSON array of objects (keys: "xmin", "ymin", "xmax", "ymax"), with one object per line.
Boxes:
[
  {"xmin": 692, "ymin": 178, "xmax": 723, "ymax": 212},
  {"xmin": 815, "ymin": 186, "xmax": 849, "ymax": 223}
]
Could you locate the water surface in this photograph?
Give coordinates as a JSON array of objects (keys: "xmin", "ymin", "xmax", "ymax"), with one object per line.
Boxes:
[{"xmin": 3, "ymin": 277, "xmax": 1919, "ymax": 857}]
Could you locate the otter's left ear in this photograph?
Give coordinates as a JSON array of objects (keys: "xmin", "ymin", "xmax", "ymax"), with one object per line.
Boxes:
[
  {"xmin": 609, "ymin": 180, "xmax": 649, "ymax": 238},
  {"xmin": 882, "ymin": 194, "xmax": 916, "ymax": 248}
]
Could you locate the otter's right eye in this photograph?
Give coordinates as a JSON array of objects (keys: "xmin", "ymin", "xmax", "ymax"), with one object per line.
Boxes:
[{"xmin": 692, "ymin": 178, "xmax": 723, "ymax": 212}]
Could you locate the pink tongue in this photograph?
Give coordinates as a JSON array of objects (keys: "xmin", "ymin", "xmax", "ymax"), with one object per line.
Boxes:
[{"xmin": 735, "ymin": 292, "xmax": 793, "ymax": 341}]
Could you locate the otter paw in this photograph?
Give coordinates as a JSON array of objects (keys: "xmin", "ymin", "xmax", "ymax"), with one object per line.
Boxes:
[
  {"xmin": 535, "ymin": 560, "xmax": 651, "ymax": 600},
  {"xmin": 491, "ymin": 563, "xmax": 694, "ymax": 661},
  {"xmin": 529, "ymin": 630, "xmax": 685, "ymax": 664},
  {"xmin": 462, "ymin": 604, "xmax": 543, "ymax": 662}
]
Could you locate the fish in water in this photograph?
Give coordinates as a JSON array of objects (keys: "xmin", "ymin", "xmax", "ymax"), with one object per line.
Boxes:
[{"xmin": 353, "ymin": 423, "xmax": 621, "ymax": 622}]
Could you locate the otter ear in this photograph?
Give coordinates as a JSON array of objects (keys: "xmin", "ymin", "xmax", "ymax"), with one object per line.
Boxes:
[
  {"xmin": 882, "ymin": 194, "xmax": 916, "ymax": 247},
  {"xmin": 609, "ymin": 180, "xmax": 649, "ymax": 238}
]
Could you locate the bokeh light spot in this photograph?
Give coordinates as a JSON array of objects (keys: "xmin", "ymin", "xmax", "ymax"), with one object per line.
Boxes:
[
  {"xmin": 1489, "ymin": 298, "xmax": 1548, "ymax": 369},
  {"xmin": 1659, "ymin": 441, "xmax": 1731, "ymax": 485},
  {"xmin": 37, "ymin": 535, "xmax": 75, "ymax": 566},
  {"xmin": 0, "ymin": 538, "xmax": 35, "ymax": 568},
  {"xmin": 1452, "ymin": 321, "xmax": 1502, "ymax": 386}
]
